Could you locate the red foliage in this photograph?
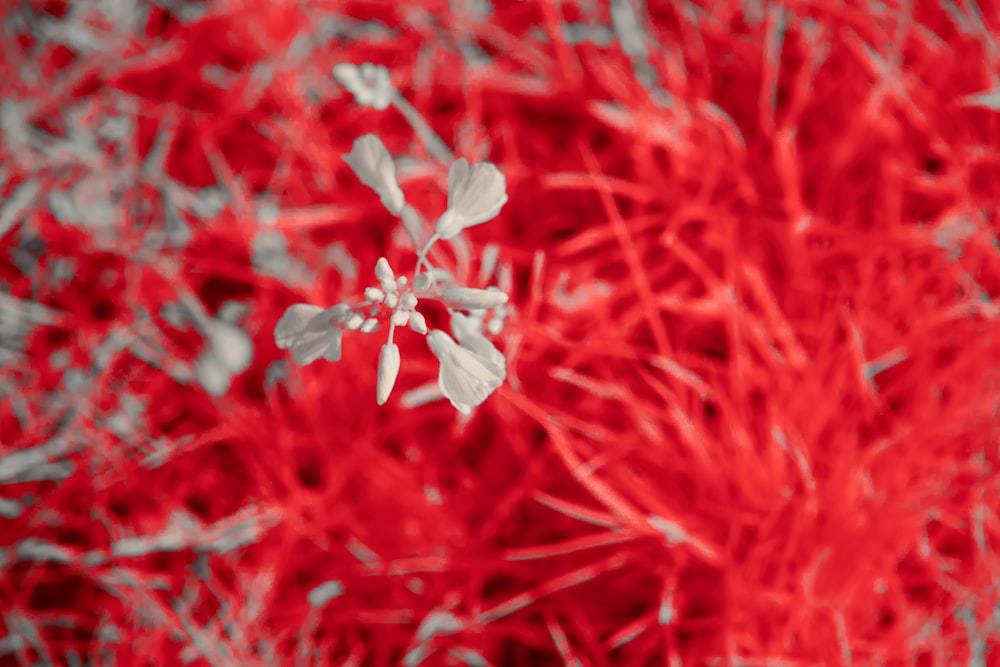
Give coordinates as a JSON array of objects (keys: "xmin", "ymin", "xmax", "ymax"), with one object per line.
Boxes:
[{"xmin": 1, "ymin": 1, "xmax": 999, "ymax": 665}]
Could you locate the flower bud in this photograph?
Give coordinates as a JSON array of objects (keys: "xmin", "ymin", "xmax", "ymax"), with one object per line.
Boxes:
[
  {"xmin": 409, "ymin": 310, "xmax": 428, "ymax": 334},
  {"xmin": 375, "ymin": 257, "xmax": 397, "ymax": 293},
  {"xmin": 443, "ymin": 287, "xmax": 509, "ymax": 311},
  {"xmin": 342, "ymin": 134, "xmax": 405, "ymax": 215},
  {"xmin": 377, "ymin": 343, "xmax": 401, "ymax": 405}
]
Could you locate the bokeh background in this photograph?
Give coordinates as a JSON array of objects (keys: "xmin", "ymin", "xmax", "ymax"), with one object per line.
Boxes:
[{"xmin": 1, "ymin": 1, "xmax": 999, "ymax": 665}]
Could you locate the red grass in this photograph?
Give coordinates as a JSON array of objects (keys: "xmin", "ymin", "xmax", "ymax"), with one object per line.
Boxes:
[{"xmin": 1, "ymin": 1, "xmax": 999, "ymax": 665}]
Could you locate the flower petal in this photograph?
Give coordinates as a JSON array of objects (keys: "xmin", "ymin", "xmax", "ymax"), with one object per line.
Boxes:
[
  {"xmin": 449, "ymin": 311, "xmax": 482, "ymax": 343},
  {"xmin": 441, "ymin": 159, "xmax": 508, "ymax": 234},
  {"xmin": 291, "ymin": 327, "xmax": 342, "ymax": 366},
  {"xmin": 342, "ymin": 134, "xmax": 405, "ymax": 214},
  {"xmin": 446, "ymin": 158, "xmax": 471, "ymax": 205},
  {"xmin": 326, "ymin": 304, "xmax": 352, "ymax": 323},
  {"xmin": 434, "ymin": 209, "xmax": 462, "ymax": 241},
  {"xmin": 428, "ymin": 330, "xmax": 503, "ymax": 413},
  {"xmin": 321, "ymin": 330, "xmax": 344, "ymax": 362},
  {"xmin": 459, "ymin": 336, "xmax": 505, "ymax": 382},
  {"xmin": 275, "ymin": 304, "xmax": 323, "ymax": 349},
  {"xmin": 437, "ymin": 350, "xmax": 499, "ymax": 412}
]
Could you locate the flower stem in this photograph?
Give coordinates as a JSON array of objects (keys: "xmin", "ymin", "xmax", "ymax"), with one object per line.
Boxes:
[{"xmin": 416, "ymin": 233, "xmax": 440, "ymax": 275}]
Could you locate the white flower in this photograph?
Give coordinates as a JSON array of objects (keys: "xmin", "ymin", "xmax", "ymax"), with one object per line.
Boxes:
[
  {"xmin": 435, "ymin": 158, "xmax": 508, "ymax": 240},
  {"xmin": 376, "ymin": 343, "xmax": 400, "ymax": 405},
  {"xmin": 343, "ymin": 134, "xmax": 405, "ymax": 215},
  {"xmin": 426, "ymin": 324, "xmax": 506, "ymax": 414},
  {"xmin": 442, "ymin": 287, "xmax": 509, "ymax": 311},
  {"xmin": 332, "ymin": 62, "xmax": 393, "ymax": 111},
  {"xmin": 274, "ymin": 304, "xmax": 343, "ymax": 365}
]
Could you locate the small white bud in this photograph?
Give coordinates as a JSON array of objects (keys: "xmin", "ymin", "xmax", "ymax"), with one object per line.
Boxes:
[
  {"xmin": 375, "ymin": 257, "xmax": 396, "ymax": 292},
  {"xmin": 375, "ymin": 256, "xmax": 393, "ymax": 279},
  {"xmin": 487, "ymin": 317, "xmax": 504, "ymax": 335},
  {"xmin": 376, "ymin": 343, "xmax": 401, "ymax": 405},
  {"xmin": 400, "ymin": 292, "xmax": 418, "ymax": 310},
  {"xmin": 360, "ymin": 317, "xmax": 380, "ymax": 333},
  {"xmin": 409, "ymin": 310, "xmax": 428, "ymax": 334},
  {"xmin": 443, "ymin": 287, "xmax": 509, "ymax": 310},
  {"xmin": 384, "ymin": 292, "xmax": 399, "ymax": 309},
  {"xmin": 396, "ymin": 276, "xmax": 408, "ymax": 289},
  {"xmin": 365, "ymin": 287, "xmax": 385, "ymax": 303},
  {"xmin": 412, "ymin": 273, "xmax": 433, "ymax": 291},
  {"xmin": 345, "ymin": 313, "xmax": 364, "ymax": 330},
  {"xmin": 390, "ymin": 310, "xmax": 410, "ymax": 327}
]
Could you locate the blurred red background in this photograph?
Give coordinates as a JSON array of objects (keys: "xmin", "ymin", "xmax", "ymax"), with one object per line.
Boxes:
[{"xmin": 1, "ymin": 1, "xmax": 999, "ymax": 665}]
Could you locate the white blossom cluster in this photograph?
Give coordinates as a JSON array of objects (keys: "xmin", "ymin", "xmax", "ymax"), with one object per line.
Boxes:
[{"xmin": 274, "ymin": 125, "xmax": 511, "ymax": 414}]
